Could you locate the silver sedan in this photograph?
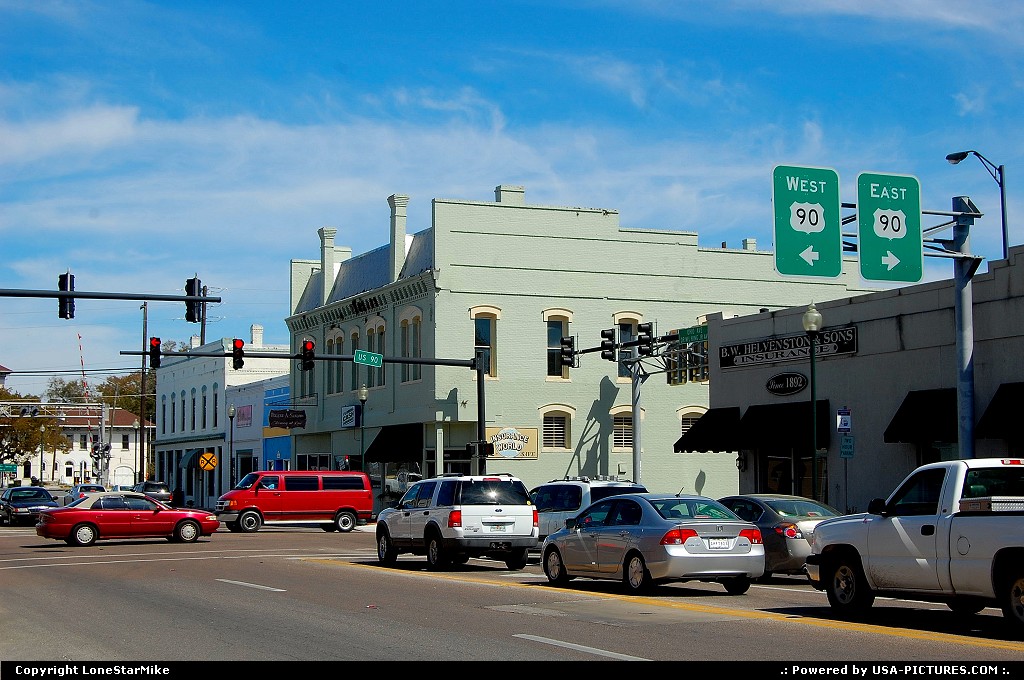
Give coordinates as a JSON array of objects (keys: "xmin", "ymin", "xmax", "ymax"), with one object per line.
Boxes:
[{"xmin": 541, "ymin": 493, "xmax": 765, "ymax": 594}]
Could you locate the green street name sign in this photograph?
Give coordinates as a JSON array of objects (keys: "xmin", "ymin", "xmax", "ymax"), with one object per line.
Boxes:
[
  {"xmin": 857, "ymin": 172, "xmax": 923, "ymax": 283},
  {"xmin": 772, "ymin": 165, "xmax": 843, "ymax": 278},
  {"xmin": 673, "ymin": 325, "xmax": 708, "ymax": 344},
  {"xmin": 353, "ymin": 349, "xmax": 383, "ymax": 368},
  {"xmin": 0, "ymin": 463, "xmax": 17, "ymax": 472}
]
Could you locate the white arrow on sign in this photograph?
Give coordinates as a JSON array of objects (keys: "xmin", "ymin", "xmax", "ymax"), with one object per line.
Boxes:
[
  {"xmin": 882, "ymin": 251, "xmax": 900, "ymax": 271},
  {"xmin": 799, "ymin": 245, "xmax": 819, "ymax": 266}
]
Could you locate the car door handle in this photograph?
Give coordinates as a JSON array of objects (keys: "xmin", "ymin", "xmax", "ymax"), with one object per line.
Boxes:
[{"xmin": 921, "ymin": 525, "xmax": 935, "ymax": 536}]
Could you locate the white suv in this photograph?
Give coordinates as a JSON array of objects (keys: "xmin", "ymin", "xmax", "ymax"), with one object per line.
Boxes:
[
  {"xmin": 530, "ymin": 476, "xmax": 648, "ymax": 543},
  {"xmin": 375, "ymin": 473, "xmax": 538, "ymax": 570}
]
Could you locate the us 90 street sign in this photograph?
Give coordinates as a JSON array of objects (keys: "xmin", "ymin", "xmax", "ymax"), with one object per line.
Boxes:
[
  {"xmin": 772, "ymin": 165, "xmax": 843, "ymax": 278},
  {"xmin": 857, "ymin": 172, "xmax": 923, "ymax": 283}
]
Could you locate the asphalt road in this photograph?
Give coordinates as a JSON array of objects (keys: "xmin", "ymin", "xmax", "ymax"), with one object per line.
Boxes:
[{"xmin": 1, "ymin": 523, "xmax": 1022, "ymax": 667}]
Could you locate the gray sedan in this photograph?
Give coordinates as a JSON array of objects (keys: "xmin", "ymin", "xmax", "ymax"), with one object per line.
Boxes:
[{"xmin": 541, "ymin": 493, "xmax": 765, "ymax": 595}]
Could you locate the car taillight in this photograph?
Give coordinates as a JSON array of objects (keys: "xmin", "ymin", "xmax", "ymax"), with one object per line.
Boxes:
[
  {"xmin": 774, "ymin": 522, "xmax": 802, "ymax": 539},
  {"xmin": 533, "ymin": 507, "xmax": 538, "ymax": 528},
  {"xmin": 740, "ymin": 528, "xmax": 763, "ymax": 544},
  {"xmin": 661, "ymin": 528, "xmax": 698, "ymax": 545},
  {"xmin": 448, "ymin": 510, "xmax": 462, "ymax": 528}
]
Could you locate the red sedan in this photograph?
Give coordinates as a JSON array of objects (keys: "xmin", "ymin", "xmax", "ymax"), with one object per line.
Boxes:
[{"xmin": 36, "ymin": 491, "xmax": 220, "ymax": 546}]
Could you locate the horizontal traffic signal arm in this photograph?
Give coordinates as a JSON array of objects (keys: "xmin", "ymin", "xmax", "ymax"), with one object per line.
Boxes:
[
  {"xmin": 0, "ymin": 288, "xmax": 222, "ymax": 304},
  {"xmin": 575, "ymin": 332, "xmax": 680, "ymax": 355},
  {"xmin": 119, "ymin": 349, "xmax": 478, "ymax": 368}
]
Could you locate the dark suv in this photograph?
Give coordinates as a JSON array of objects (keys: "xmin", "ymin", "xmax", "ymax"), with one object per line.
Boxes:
[{"xmin": 132, "ymin": 480, "xmax": 172, "ymax": 504}]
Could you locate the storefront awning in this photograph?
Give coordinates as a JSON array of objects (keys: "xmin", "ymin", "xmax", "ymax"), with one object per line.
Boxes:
[
  {"xmin": 673, "ymin": 407, "xmax": 742, "ymax": 452},
  {"xmin": 976, "ymin": 382, "xmax": 1024, "ymax": 439},
  {"xmin": 179, "ymin": 449, "xmax": 202, "ymax": 469},
  {"xmin": 363, "ymin": 423, "xmax": 424, "ymax": 462},
  {"xmin": 739, "ymin": 400, "xmax": 830, "ymax": 450},
  {"xmin": 883, "ymin": 388, "xmax": 957, "ymax": 444}
]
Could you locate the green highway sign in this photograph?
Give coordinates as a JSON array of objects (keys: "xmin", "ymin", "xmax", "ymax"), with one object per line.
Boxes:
[
  {"xmin": 353, "ymin": 349, "xmax": 383, "ymax": 368},
  {"xmin": 673, "ymin": 325, "xmax": 708, "ymax": 344},
  {"xmin": 857, "ymin": 172, "xmax": 923, "ymax": 283},
  {"xmin": 772, "ymin": 165, "xmax": 843, "ymax": 278},
  {"xmin": 0, "ymin": 463, "xmax": 17, "ymax": 472}
]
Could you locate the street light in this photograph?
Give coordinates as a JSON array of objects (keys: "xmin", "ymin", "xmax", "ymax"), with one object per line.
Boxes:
[
  {"xmin": 38, "ymin": 425, "xmax": 45, "ymax": 486},
  {"xmin": 358, "ymin": 384, "xmax": 369, "ymax": 471},
  {"xmin": 802, "ymin": 303, "xmax": 823, "ymax": 501},
  {"xmin": 132, "ymin": 419, "xmax": 140, "ymax": 483},
  {"xmin": 228, "ymin": 404, "xmax": 236, "ymax": 487},
  {"xmin": 946, "ymin": 149, "xmax": 1008, "ymax": 260}
]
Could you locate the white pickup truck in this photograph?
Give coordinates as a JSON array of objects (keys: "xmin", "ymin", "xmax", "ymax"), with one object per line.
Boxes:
[{"xmin": 804, "ymin": 457, "xmax": 1024, "ymax": 634}]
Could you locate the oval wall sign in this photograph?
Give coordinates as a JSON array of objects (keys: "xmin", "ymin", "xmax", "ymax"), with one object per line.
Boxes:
[{"xmin": 766, "ymin": 372, "xmax": 808, "ymax": 396}]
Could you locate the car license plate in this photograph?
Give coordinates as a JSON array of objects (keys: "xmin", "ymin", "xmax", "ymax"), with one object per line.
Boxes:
[
  {"xmin": 490, "ymin": 524, "xmax": 507, "ymax": 532},
  {"xmin": 708, "ymin": 538, "xmax": 729, "ymax": 550}
]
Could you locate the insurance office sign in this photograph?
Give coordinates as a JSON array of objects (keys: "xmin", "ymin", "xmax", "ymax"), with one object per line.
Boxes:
[{"xmin": 719, "ymin": 326, "xmax": 857, "ymax": 369}]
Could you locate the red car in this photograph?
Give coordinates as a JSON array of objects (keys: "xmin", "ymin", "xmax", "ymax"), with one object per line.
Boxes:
[{"xmin": 36, "ymin": 491, "xmax": 220, "ymax": 546}]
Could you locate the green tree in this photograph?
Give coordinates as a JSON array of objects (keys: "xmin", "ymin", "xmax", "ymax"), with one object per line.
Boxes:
[{"xmin": 45, "ymin": 377, "xmax": 90, "ymax": 403}]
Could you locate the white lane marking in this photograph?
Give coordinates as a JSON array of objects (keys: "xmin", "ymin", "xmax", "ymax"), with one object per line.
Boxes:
[
  {"xmin": 514, "ymin": 634, "xmax": 649, "ymax": 661},
  {"xmin": 216, "ymin": 578, "xmax": 287, "ymax": 592}
]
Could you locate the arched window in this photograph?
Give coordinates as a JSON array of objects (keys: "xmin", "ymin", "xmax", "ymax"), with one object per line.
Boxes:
[{"xmin": 470, "ymin": 306, "xmax": 501, "ymax": 378}]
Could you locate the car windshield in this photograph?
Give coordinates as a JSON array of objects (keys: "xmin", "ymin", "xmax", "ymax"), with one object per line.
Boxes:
[
  {"xmin": 650, "ymin": 497, "xmax": 738, "ymax": 520},
  {"xmin": 764, "ymin": 498, "xmax": 840, "ymax": 518},
  {"xmin": 13, "ymin": 489, "xmax": 51, "ymax": 501},
  {"xmin": 67, "ymin": 496, "xmax": 92, "ymax": 507},
  {"xmin": 234, "ymin": 473, "xmax": 260, "ymax": 490}
]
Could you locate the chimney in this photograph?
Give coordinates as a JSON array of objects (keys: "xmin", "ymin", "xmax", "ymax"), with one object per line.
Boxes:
[
  {"xmin": 389, "ymin": 194, "xmax": 409, "ymax": 283},
  {"xmin": 318, "ymin": 227, "xmax": 337, "ymax": 305},
  {"xmin": 743, "ymin": 238, "xmax": 757, "ymax": 251},
  {"xmin": 494, "ymin": 185, "xmax": 525, "ymax": 205},
  {"xmin": 250, "ymin": 324, "xmax": 264, "ymax": 348}
]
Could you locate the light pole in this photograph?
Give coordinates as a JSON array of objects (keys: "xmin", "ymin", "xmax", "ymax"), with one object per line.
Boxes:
[
  {"xmin": 132, "ymin": 419, "xmax": 140, "ymax": 482},
  {"xmin": 802, "ymin": 303, "xmax": 823, "ymax": 501},
  {"xmin": 946, "ymin": 149, "xmax": 1008, "ymax": 261},
  {"xmin": 228, "ymin": 404, "xmax": 236, "ymax": 487},
  {"xmin": 358, "ymin": 384, "xmax": 369, "ymax": 471},
  {"xmin": 37, "ymin": 425, "xmax": 45, "ymax": 486}
]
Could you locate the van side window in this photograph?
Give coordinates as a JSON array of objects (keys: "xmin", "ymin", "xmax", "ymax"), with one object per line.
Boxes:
[
  {"xmin": 261, "ymin": 476, "xmax": 280, "ymax": 490},
  {"xmin": 284, "ymin": 476, "xmax": 319, "ymax": 491},
  {"xmin": 323, "ymin": 476, "xmax": 366, "ymax": 490}
]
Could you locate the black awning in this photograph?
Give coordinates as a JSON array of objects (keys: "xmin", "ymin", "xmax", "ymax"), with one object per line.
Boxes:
[
  {"xmin": 179, "ymin": 449, "xmax": 201, "ymax": 469},
  {"xmin": 673, "ymin": 407, "xmax": 742, "ymax": 452},
  {"xmin": 739, "ymin": 400, "xmax": 830, "ymax": 450},
  {"xmin": 976, "ymin": 382, "xmax": 1024, "ymax": 439},
  {"xmin": 363, "ymin": 423, "xmax": 424, "ymax": 462},
  {"xmin": 883, "ymin": 388, "xmax": 958, "ymax": 444}
]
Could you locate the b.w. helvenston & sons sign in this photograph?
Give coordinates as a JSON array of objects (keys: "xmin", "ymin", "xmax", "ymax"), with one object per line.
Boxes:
[{"xmin": 719, "ymin": 326, "xmax": 857, "ymax": 369}]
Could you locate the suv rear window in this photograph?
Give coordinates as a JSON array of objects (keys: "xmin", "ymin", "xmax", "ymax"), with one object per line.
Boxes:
[{"xmin": 457, "ymin": 479, "xmax": 530, "ymax": 505}]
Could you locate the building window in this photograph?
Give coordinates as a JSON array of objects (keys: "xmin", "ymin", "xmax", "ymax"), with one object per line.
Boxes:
[
  {"xmin": 334, "ymin": 335, "xmax": 344, "ymax": 394},
  {"xmin": 170, "ymin": 399, "xmax": 176, "ymax": 434},
  {"xmin": 546, "ymin": 319, "xmax": 568, "ymax": 378},
  {"xmin": 190, "ymin": 389, "xmax": 197, "ymax": 431},
  {"xmin": 121, "ymin": 434, "xmax": 130, "ymax": 450},
  {"xmin": 79, "ymin": 434, "xmax": 87, "ymax": 450},
  {"xmin": 350, "ymin": 332, "xmax": 361, "ymax": 391},
  {"xmin": 400, "ymin": 313, "xmax": 422, "ymax": 383},
  {"xmin": 681, "ymin": 414, "xmax": 701, "ymax": 435},
  {"xmin": 543, "ymin": 413, "xmax": 570, "ymax": 449},
  {"xmin": 617, "ymin": 321, "xmax": 636, "ymax": 379},
  {"xmin": 326, "ymin": 338, "xmax": 335, "ymax": 394},
  {"xmin": 201, "ymin": 388, "xmax": 208, "ymax": 428},
  {"xmin": 368, "ymin": 321, "xmax": 385, "ymax": 388},
  {"xmin": 475, "ymin": 316, "xmax": 496, "ymax": 377},
  {"xmin": 162, "ymin": 398, "xmax": 167, "ymax": 435},
  {"xmin": 213, "ymin": 388, "xmax": 219, "ymax": 428},
  {"xmin": 613, "ymin": 414, "xmax": 633, "ymax": 449},
  {"xmin": 180, "ymin": 393, "xmax": 186, "ymax": 432}
]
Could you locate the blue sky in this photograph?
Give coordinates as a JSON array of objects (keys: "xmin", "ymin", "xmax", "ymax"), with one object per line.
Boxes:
[{"xmin": 1, "ymin": 0, "xmax": 1020, "ymax": 397}]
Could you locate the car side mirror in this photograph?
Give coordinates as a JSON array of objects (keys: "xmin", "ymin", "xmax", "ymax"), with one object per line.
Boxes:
[
  {"xmin": 867, "ymin": 498, "xmax": 888, "ymax": 515},
  {"xmin": 564, "ymin": 518, "xmax": 577, "ymax": 530}
]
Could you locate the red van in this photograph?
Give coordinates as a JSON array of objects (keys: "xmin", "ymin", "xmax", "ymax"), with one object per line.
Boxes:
[{"xmin": 215, "ymin": 470, "xmax": 372, "ymax": 533}]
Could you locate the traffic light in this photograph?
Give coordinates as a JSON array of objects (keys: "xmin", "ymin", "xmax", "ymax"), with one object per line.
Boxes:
[
  {"xmin": 339, "ymin": 455, "xmax": 350, "ymax": 471},
  {"xmin": 185, "ymin": 276, "xmax": 201, "ymax": 323},
  {"xmin": 58, "ymin": 270, "xmax": 75, "ymax": 319},
  {"xmin": 232, "ymin": 338, "xmax": 245, "ymax": 370},
  {"xmin": 600, "ymin": 328, "xmax": 616, "ymax": 361},
  {"xmin": 559, "ymin": 336, "xmax": 575, "ymax": 367},
  {"xmin": 149, "ymin": 336, "xmax": 161, "ymax": 369},
  {"xmin": 301, "ymin": 339, "xmax": 315, "ymax": 371},
  {"xmin": 637, "ymin": 322, "xmax": 654, "ymax": 356}
]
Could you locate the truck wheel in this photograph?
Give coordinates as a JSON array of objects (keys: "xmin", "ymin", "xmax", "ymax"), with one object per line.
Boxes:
[
  {"xmin": 1001, "ymin": 573, "xmax": 1024, "ymax": 634},
  {"xmin": 503, "ymin": 548, "xmax": 529, "ymax": 570},
  {"xmin": 238, "ymin": 510, "xmax": 262, "ymax": 533},
  {"xmin": 824, "ymin": 553, "xmax": 875, "ymax": 617},
  {"xmin": 376, "ymin": 529, "xmax": 397, "ymax": 566},
  {"xmin": 425, "ymin": 530, "xmax": 449, "ymax": 570}
]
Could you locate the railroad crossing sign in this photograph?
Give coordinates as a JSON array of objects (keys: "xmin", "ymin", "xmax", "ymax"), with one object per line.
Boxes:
[
  {"xmin": 353, "ymin": 349, "xmax": 383, "ymax": 368},
  {"xmin": 198, "ymin": 451, "xmax": 218, "ymax": 471},
  {"xmin": 772, "ymin": 165, "xmax": 843, "ymax": 278},
  {"xmin": 857, "ymin": 172, "xmax": 923, "ymax": 283}
]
